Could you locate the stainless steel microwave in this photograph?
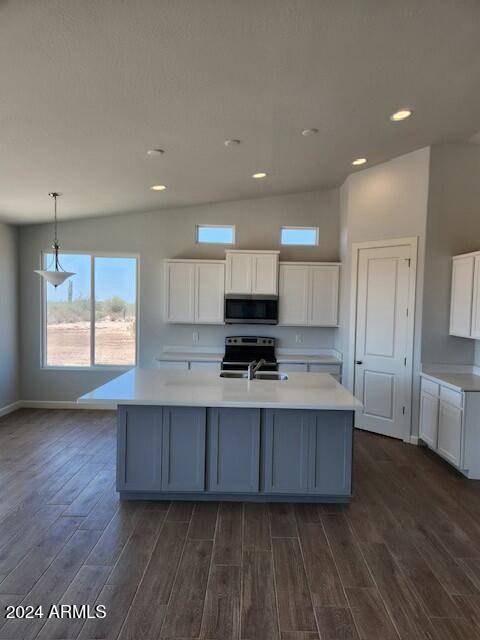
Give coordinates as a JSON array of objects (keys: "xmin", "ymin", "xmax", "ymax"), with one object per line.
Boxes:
[{"xmin": 224, "ymin": 294, "xmax": 278, "ymax": 324}]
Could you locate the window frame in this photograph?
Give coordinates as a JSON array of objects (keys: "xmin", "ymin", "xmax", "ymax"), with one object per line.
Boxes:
[
  {"xmin": 40, "ymin": 250, "xmax": 140, "ymax": 371},
  {"xmin": 195, "ymin": 224, "xmax": 236, "ymax": 245},
  {"xmin": 280, "ymin": 226, "xmax": 319, "ymax": 247}
]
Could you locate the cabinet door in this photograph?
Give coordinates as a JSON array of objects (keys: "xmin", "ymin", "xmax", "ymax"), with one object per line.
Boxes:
[
  {"xmin": 309, "ymin": 266, "xmax": 339, "ymax": 326},
  {"xmin": 117, "ymin": 406, "xmax": 162, "ymax": 491},
  {"xmin": 450, "ymin": 256, "xmax": 474, "ymax": 337},
  {"xmin": 207, "ymin": 408, "xmax": 260, "ymax": 492},
  {"xmin": 165, "ymin": 262, "xmax": 195, "ymax": 323},
  {"xmin": 471, "ymin": 256, "xmax": 480, "ymax": 339},
  {"xmin": 308, "ymin": 411, "xmax": 352, "ymax": 495},
  {"xmin": 225, "ymin": 253, "xmax": 252, "ymax": 294},
  {"xmin": 278, "ymin": 265, "xmax": 309, "ymax": 325},
  {"xmin": 263, "ymin": 410, "xmax": 310, "ymax": 494},
  {"xmin": 162, "ymin": 407, "xmax": 206, "ymax": 491},
  {"xmin": 252, "ymin": 254, "xmax": 278, "ymax": 295},
  {"xmin": 437, "ymin": 401, "xmax": 463, "ymax": 467},
  {"xmin": 419, "ymin": 392, "xmax": 439, "ymax": 449},
  {"xmin": 195, "ymin": 263, "xmax": 225, "ymax": 324}
]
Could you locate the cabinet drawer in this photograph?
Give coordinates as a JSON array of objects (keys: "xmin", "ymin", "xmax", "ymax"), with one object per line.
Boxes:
[
  {"xmin": 421, "ymin": 377, "xmax": 439, "ymax": 397},
  {"xmin": 440, "ymin": 386, "xmax": 463, "ymax": 409}
]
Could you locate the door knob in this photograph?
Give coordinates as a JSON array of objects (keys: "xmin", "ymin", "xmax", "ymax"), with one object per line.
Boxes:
[{"xmin": 355, "ymin": 360, "xmax": 363, "ymax": 365}]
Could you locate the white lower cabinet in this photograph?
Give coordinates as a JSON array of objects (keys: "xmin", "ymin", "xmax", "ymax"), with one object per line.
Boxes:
[
  {"xmin": 189, "ymin": 361, "xmax": 220, "ymax": 371},
  {"xmin": 437, "ymin": 401, "xmax": 463, "ymax": 467},
  {"xmin": 278, "ymin": 363, "xmax": 308, "ymax": 373},
  {"xmin": 419, "ymin": 375, "xmax": 472, "ymax": 475},
  {"xmin": 419, "ymin": 391, "xmax": 439, "ymax": 449}
]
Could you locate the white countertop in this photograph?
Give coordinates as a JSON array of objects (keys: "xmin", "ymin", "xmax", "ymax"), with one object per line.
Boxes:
[
  {"xmin": 78, "ymin": 368, "xmax": 360, "ymax": 411},
  {"xmin": 421, "ymin": 370, "xmax": 480, "ymax": 393},
  {"xmin": 157, "ymin": 349, "xmax": 342, "ymax": 365}
]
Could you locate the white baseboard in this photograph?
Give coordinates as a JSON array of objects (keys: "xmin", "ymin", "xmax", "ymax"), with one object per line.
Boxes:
[
  {"xmin": 0, "ymin": 400, "xmax": 23, "ymax": 418},
  {"xmin": 409, "ymin": 435, "xmax": 419, "ymax": 445},
  {"xmin": 2, "ymin": 400, "xmax": 115, "ymax": 413}
]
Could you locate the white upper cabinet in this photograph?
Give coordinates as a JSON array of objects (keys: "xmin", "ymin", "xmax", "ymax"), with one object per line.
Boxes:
[
  {"xmin": 449, "ymin": 252, "xmax": 476, "ymax": 338},
  {"xmin": 225, "ymin": 251, "xmax": 279, "ymax": 295},
  {"xmin": 195, "ymin": 262, "xmax": 225, "ymax": 323},
  {"xmin": 278, "ymin": 264, "xmax": 309, "ymax": 325},
  {"xmin": 165, "ymin": 261, "xmax": 195, "ymax": 323},
  {"xmin": 165, "ymin": 260, "xmax": 224, "ymax": 324},
  {"xmin": 278, "ymin": 263, "xmax": 340, "ymax": 327},
  {"xmin": 471, "ymin": 255, "xmax": 480, "ymax": 339},
  {"xmin": 309, "ymin": 265, "xmax": 340, "ymax": 326}
]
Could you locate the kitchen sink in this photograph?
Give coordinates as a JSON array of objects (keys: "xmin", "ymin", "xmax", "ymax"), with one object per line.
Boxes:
[
  {"xmin": 219, "ymin": 370, "xmax": 288, "ymax": 381},
  {"xmin": 254, "ymin": 372, "xmax": 289, "ymax": 381},
  {"xmin": 220, "ymin": 371, "xmax": 249, "ymax": 379}
]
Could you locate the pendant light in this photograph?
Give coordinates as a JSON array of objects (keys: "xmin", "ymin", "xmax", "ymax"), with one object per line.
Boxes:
[{"xmin": 34, "ymin": 193, "xmax": 75, "ymax": 287}]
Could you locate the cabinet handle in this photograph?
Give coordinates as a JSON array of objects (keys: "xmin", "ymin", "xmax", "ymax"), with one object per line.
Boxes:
[{"xmin": 355, "ymin": 360, "xmax": 363, "ymax": 365}]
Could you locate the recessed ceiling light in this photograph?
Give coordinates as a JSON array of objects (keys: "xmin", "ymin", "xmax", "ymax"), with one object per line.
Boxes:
[
  {"xmin": 151, "ymin": 184, "xmax": 167, "ymax": 191},
  {"xmin": 252, "ymin": 172, "xmax": 267, "ymax": 179},
  {"xmin": 147, "ymin": 148, "xmax": 165, "ymax": 156},
  {"xmin": 352, "ymin": 158, "xmax": 367, "ymax": 166},
  {"xmin": 390, "ymin": 109, "xmax": 413, "ymax": 122},
  {"xmin": 301, "ymin": 128, "xmax": 319, "ymax": 136},
  {"xmin": 224, "ymin": 139, "xmax": 241, "ymax": 146}
]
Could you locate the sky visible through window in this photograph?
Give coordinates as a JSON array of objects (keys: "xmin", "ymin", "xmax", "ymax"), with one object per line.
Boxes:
[
  {"xmin": 197, "ymin": 225, "xmax": 234, "ymax": 244},
  {"xmin": 281, "ymin": 227, "xmax": 318, "ymax": 246},
  {"xmin": 44, "ymin": 254, "xmax": 136, "ymax": 302}
]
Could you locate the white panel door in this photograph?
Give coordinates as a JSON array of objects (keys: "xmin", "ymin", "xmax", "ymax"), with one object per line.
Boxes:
[
  {"xmin": 195, "ymin": 263, "xmax": 225, "ymax": 324},
  {"xmin": 470, "ymin": 256, "xmax": 480, "ymax": 339},
  {"xmin": 225, "ymin": 253, "xmax": 252, "ymax": 294},
  {"xmin": 278, "ymin": 265, "xmax": 309, "ymax": 325},
  {"xmin": 437, "ymin": 401, "xmax": 463, "ymax": 467},
  {"xmin": 252, "ymin": 254, "xmax": 278, "ymax": 294},
  {"xmin": 419, "ymin": 391, "xmax": 439, "ymax": 449},
  {"xmin": 309, "ymin": 266, "xmax": 339, "ymax": 326},
  {"xmin": 354, "ymin": 245, "xmax": 411, "ymax": 439},
  {"xmin": 450, "ymin": 256, "xmax": 474, "ymax": 337},
  {"xmin": 165, "ymin": 262, "xmax": 195, "ymax": 323}
]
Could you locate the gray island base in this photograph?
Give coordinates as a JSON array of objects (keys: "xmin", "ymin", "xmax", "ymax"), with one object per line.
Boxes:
[
  {"xmin": 117, "ymin": 405, "xmax": 353, "ymax": 503},
  {"xmin": 78, "ymin": 369, "xmax": 361, "ymax": 504}
]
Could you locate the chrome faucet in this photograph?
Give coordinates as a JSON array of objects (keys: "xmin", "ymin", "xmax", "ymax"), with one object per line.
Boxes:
[{"xmin": 247, "ymin": 359, "xmax": 266, "ymax": 380}]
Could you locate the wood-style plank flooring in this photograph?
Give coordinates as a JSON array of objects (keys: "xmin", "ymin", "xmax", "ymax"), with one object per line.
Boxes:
[{"xmin": 0, "ymin": 409, "xmax": 480, "ymax": 639}]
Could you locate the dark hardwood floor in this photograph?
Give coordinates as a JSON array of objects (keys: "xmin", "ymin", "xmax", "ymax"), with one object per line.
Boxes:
[{"xmin": 0, "ymin": 409, "xmax": 480, "ymax": 639}]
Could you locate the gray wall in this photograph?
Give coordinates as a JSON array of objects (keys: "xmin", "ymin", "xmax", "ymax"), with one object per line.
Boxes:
[
  {"xmin": 422, "ymin": 142, "xmax": 480, "ymax": 365},
  {"xmin": 0, "ymin": 222, "xmax": 20, "ymax": 409},
  {"xmin": 337, "ymin": 147, "xmax": 431, "ymax": 437},
  {"xmin": 19, "ymin": 188, "xmax": 340, "ymax": 401}
]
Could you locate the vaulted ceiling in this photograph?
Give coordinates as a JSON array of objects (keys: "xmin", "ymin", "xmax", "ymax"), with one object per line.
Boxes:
[{"xmin": 1, "ymin": 0, "xmax": 480, "ymax": 223}]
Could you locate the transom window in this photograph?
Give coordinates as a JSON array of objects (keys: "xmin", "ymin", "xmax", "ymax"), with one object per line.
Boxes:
[
  {"xmin": 280, "ymin": 226, "xmax": 319, "ymax": 246},
  {"xmin": 42, "ymin": 253, "xmax": 138, "ymax": 368},
  {"xmin": 196, "ymin": 224, "xmax": 235, "ymax": 244}
]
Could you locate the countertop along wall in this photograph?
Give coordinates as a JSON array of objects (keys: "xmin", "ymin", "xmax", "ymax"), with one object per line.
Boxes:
[
  {"xmin": 0, "ymin": 222, "xmax": 20, "ymax": 411},
  {"xmin": 422, "ymin": 142, "xmax": 480, "ymax": 366},
  {"xmin": 18, "ymin": 188, "xmax": 340, "ymax": 401}
]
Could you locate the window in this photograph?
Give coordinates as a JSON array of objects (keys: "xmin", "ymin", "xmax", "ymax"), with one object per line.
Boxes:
[
  {"xmin": 280, "ymin": 226, "xmax": 319, "ymax": 246},
  {"xmin": 43, "ymin": 253, "xmax": 137, "ymax": 368},
  {"xmin": 196, "ymin": 224, "xmax": 235, "ymax": 244}
]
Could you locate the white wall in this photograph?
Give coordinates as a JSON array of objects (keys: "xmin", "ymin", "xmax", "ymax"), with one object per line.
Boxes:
[
  {"xmin": 337, "ymin": 147, "xmax": 431, "ymax": 437},
  {"xmin": 422, "ymin": 142, "xmax": 480, "ymax": 365},
  {"xmin": 0, "ymin": 222, "xmax": 20, "ymax": 410},
  {"xmin": 18, "ymin": 188, "xmax": 340, "ymax": 401}
]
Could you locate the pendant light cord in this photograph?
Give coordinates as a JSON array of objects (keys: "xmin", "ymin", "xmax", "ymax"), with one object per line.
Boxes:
[{"xmin": 49, "ymin": 192, "xmax": 61, "ymax": 271}]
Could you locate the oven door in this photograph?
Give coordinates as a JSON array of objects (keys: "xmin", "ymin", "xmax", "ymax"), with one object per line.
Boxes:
[{"xmin": 224, "ymin": 295, "xmax": 278, "ymax": 324}]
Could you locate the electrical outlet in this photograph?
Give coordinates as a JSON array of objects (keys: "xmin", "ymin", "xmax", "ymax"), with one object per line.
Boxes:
[
  {"xmin": 192, "ymin": 331, "xmax": 199, "ymax": 343},
  {"xmin": 295, "ymin": 333, "xmax": 303, "ymax": 344}
]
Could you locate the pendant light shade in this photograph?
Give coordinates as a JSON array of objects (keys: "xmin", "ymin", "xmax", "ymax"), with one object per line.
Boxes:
[{"xmin": 34, "ymin": 193, "xmax": 75, "ymax": 288}]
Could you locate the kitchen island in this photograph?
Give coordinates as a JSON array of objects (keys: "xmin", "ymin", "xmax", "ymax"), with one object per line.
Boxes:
[{"xmin": 78, "ymin": 368, "xmax": 362, "ymax": 503}]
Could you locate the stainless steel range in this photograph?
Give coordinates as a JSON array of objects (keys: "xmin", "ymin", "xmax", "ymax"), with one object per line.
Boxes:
[{"xmin": 221, "ymin": 336, "xmax": 278, "ymax": 371}]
